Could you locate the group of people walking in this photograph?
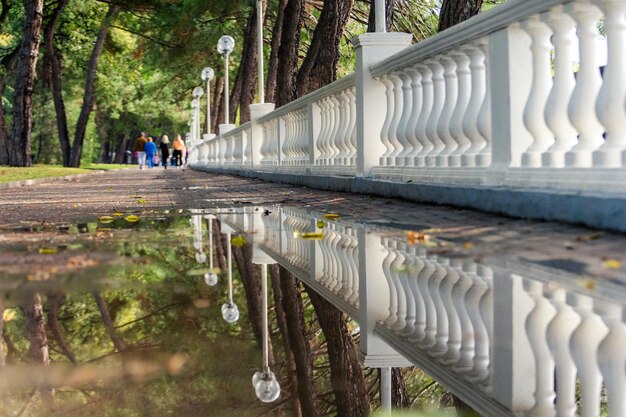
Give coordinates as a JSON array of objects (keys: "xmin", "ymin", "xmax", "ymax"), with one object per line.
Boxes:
[{"xmin": 134, "ymin": 133, "xmax": 187, "ymax": 169}]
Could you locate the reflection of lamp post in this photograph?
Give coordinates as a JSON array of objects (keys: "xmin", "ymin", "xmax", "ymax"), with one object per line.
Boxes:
[
  {"xmin": 217, "ymin": 35, "xmax": 235, "ymax": 125},
  {"xmin": 204, "ymin": 215, "xmax": 218, "ymax": 286},
  {"xmin": 251, "ymin": 248, "xmax": 280, "ymax": 402},
  {"xmin": 192, "ymin": 215, "xmax": 207, "ymax": 263},
  {"xmin": 221, "ymin": 225, "xmax": 239, "ymax": 323},
  {"xmin": 201, "ymin": 67, "xmax": 215, "ymax": 135}
]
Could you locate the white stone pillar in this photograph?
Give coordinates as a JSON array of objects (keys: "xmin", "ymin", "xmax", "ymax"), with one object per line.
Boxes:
[{"xmin": 249, "ymin": 103, "xmax": 275, "ymax": 167}]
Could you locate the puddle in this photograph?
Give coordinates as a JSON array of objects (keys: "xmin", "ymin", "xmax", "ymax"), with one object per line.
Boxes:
[{"xmin": 0, "ymin": 205, "xmax": 623, "ymax": 416}]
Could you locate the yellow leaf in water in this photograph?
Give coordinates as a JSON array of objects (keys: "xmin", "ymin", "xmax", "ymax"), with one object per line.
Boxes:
[
  {"xmin": 136, "ymin": 199, "xmax": 148, "ymax": 204},
  {"xmin": 323, "ymin": 213, "xmax": 340, "ymax": 220},
  {"xmin": 603, "ymin": 259, "xmax": 621, "ymax": 269},
  {"xmin": 231, "ymin": 235, "xmax": 247, "ymax": 247},
  {"xmin": 463, "ymin": 242, "xmax": 475, "ymax": 250},
  {"xmin": 301, "ymin": 231, "xmax": 324, "ymax": 240},
  {"xmin": 98, "ymin": 216, "xmax": 115, "ymax": 224},
  {"xmin": 2, "ymin": 309, "xmax": 16, "ymax": 322},
  {"xmin": 125, "ymin": 215, "xmax": 140, "ymax": 223},
  {"xmin": 316, "ymin": 220, "xmax": 326, "ymax": 229},
  {"xmin": 72, "ymin": 203, "xmax": 80, "ymax": 208},
  {"xmin": 577, "ymin": 278, "xmax": 597, "ymax": 291},
  {"xmin": 39, "ymin": 247, "xmax": 58, "ymax": 254},
  {"xmin": 113, "ymin": 212, "xmax": 124, "ymax": 217},
  {"xmin": 405, "ymin": 231, "xmax": 431, "ymax": 245}
]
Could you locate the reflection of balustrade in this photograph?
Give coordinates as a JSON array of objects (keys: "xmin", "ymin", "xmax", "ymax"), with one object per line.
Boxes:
[{"xmin": 217, "ymin": 207, "xmax": 625, "ymax": 417}]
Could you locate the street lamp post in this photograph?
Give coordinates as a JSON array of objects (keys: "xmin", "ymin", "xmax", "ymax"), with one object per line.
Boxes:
[
  {"xmin": 221, "ymin": 225, "xmax": 239, "ymax": 323},
  {"xmin": 256, "ymin": 0, "xmax": 264, "ymax": 103},
  {"xmin": 204, "ymin": 215, "xmax": 218, "ymax": 286},
  {"xmin": 190, "ymin": 99, "xmax": 199, "ymax": 143},
  {"xmin": 201, "ymin": 67, "xmax": 215, "ymax": 135},
  {"xmin": 217, "ymin": 35, "xmax": 235, "ymax": 125},
  {"xmin": 192, "ymin": 87, "xmax": 203, "ymax": 142}
]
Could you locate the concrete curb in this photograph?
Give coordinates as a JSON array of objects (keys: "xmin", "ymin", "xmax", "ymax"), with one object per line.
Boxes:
[
  {"xmin": 191, "ymin": 165, "xmax": 626, "ymax": 233},
  {"xmin": 0, "ymin": 167, "xmax": 134, "ymax": 190}
]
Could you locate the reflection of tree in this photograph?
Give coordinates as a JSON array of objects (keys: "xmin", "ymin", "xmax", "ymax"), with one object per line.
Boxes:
[
  {"xmin": 93, "ymin": 291, "xmax": 127, "ymax": 352},
  {"xmin": 305, "ymin": 284, "xmax": 370, "ymax": 417},
  {"xmin": 47, "ymin": 293, "xmax": 77, "ymax": 363}
]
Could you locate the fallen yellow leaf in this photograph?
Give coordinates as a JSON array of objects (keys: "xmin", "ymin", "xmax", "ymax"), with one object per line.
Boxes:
[{"xmin": 125, "ymin": 215, "xmax": 140, "ymax": 223}]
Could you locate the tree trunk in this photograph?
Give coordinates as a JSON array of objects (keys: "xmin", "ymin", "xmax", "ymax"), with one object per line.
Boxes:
[
  {"xmin": 265, "ymin": 0, "xmax": 288, "ymax": 104},
  {"xmin": 438, "ymin": 0, "xmax": 483, "ymax": 32},
  {"xmin": 114, "ymin": 133, "xmax": 127, "ymax": 163},
  {"xmin": 69, "ymin": 5, "xmax": 119, "ymax": 167},
  {"xmin": 211, "ymin": 77, "xmax": 224, "ymax": 133},
  {"xmin": 296, "ymin": 0, "xmax": 353, "ymax": 98},
  {"xmin": 20, "ymin": 291, "xmax": 52, "ymax": 401},
  {"xmin": 93, "ymin": 291, "xmax": 126, "ymax": 351},
  {"xmin": 0, "ymin": 74, "xmax": 8, "ymax": 165},
  {"xmin": 47, "ymin": 293, "xmax": 77, "ymax": 363},
  {"xmin": 43, "ymin": 0, "xmax": 71, "ymax": 166},
  {"xmin": 275, "ymin": 0, "xmax": 306, "ymax": 106},
  {"xmin": 0, "ymin": 299, "xmax": 4, "ymax": 367},
  {"xmin": 232, "ymin": 244, "xmax": 265, "ymax": 350},
  {"xmin": 305, "ymin": 284, "xmax": 370, "ymax": 417},
  {"xmin": 8, "ymin": 0, "xmax": 44, "ymax": 166},
  {"xmin": 367, "ymin": 0, "xmax": 396, "ymax": 32},
  {"xmin": 269, "ymin": 264, "xmax": 303, "ymax": 417},
  {"xmin": 237, "ymin": 4, "xmax": 264, "ymax": 123},
  {"xmin": 278, "ymin": 267, "xmax": 319, "ymax": 417},
  {"xmin": 212, "ymin": 219, "xmax": 228, "ymax": 271},
  {"xmin": 390, "ymin": 368, "xmax": 410, "ymax": 408}
]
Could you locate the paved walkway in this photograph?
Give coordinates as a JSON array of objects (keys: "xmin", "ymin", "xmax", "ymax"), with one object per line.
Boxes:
[{"xmin": 0, "ymin": 167, "xmax": 624, "ymax": 283}]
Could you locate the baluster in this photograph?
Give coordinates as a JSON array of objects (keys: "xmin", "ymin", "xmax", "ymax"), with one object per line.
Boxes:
[
  {"xmin": 272, "ymin": 119, "xmax": 279, "ymax": 165},
  {"xmin": 451, "ymin": 260, "xmax": 475, "ymax": 372},
  {"xmin": 396, "ymin": 243, "xmax": 416, "ymax": 336},
  {"xmin": 318, "ymin": 228, "xmax": 331, "ymax": 285},
  {"xmin": 591, "ymin": 0, "xmax": 626, "ymax": 167},
  {"xmin": 464, "ymin": 263, "xmax": 491, "ymax": 383},
  {"xmin": 521, "ymin": 16, "xmax": 554, "ymax": 167},
  {"xmin": 542, "ymin": 7, "xmax": 578, "ymax": 167},
  {"xmin": 461, "ymin": 43, "xmax": 487, "ymax": 167},
  {"xmin": 546, "ymin": 288, "xmax": 581, "ymax": 417},
  {"xmin": 438, "ymin": 258, "xmax": 462, "ymax": 362},
  {"xmin": 476, "ymin": 37, "xmax": 492, "ymax": 167},
  {"xmin": 318, "ymin": 98, "xmax": 330, "ymax": 165},
  {"xmin": 390, "ymin": 244, "xmax": 407, "ymax": 332},
  {"xmin": 282, "ymin": 114, "xmax": 291, "ymax": 165},
  {"xmin": 387, "ymin": 73, "xmax": 405, "ymax": 166},
  {"xmin": 404, "ymin": 67, "xmax": 423, "ymax": 167},
  {"xmin": 345, "ymin": 232, "xmax": 359, "ymax": 306},
  {"xmin": 396, "ymin": 71, "xmax": 414, "ymax": 166},
  {"xmin": 335, "ymin": 92, "xmax": 351, "ymax": 165},
  {"xmin": 332, "ymin": 231, "xmax": 349, "ymax": 295},
  {"xmin": 597, "ymin": 303, "xmax": 625, "ymax": 417},
  {"xmin": 414, "ymin": 65, "xmax": 434, "ymax": 167},
  {"xmin": 298, "ymin": 110, "xmax": 306, "ymax": 165},
  {"xmin": 347, "ymin": 88, "xmax": 358, "ymax": 165},
  {"xmin": 406, "ymin": 248, "xmax": 427, "ymax": 343},
  {"xmin": 381, "ymin": 239, "xmax": 399, "ymax": 328},
  {"xmin": 449, "ymin": 50, "xmax": 473, "ymax": 167},
  {"xmin": 427, "ymin": 256, "xmax": 449, "ymax": 354},
  {"xmin": 436, "ymin": 55, "xmax": 459, "ymax": 167},
  {"xmin": 328, "ymin": 228, "xmax": 342, "ymax": 290},
  {"xmin": 414, "ymin": 255, "xmax": 438, "ymax": 347},
  {"xmin": 322, "ymin": 97, "xmax": 334, "ymax": 165},
  {"xmin": 565, "ymin": 2, "xmax": 604, "ymax": 167},
  {"xmin": 524, "ymin": 279, "xmax": 557, "ymax": 417},
  {"xmin": 379, "ymin": 75, "xmax": 395, "ymax": 166},
  {"xmin": 425, "ymin": 59, "xmax": 446, "ymax": 167},
  {"xmin": 570, "ymin": 294, "xmax": 609, "ymax": 417},
  {"xmin": 329, "ymin": 95, "xmax": 342, "ymax": 165}
]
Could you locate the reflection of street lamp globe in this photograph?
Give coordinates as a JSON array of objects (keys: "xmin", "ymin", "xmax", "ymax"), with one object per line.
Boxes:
[
  {"xmin": 252, "ymin": 370, "xmax": 275, "ymax": 388},
  {"xmin": 204, "ymin": 272, "xmax": 218, "ymax": 286},
  {"xmin": 195, "ymin": 252, "xmax": 206, "ymax": 263},
  {"xmin": 201, "ymin": 67, "xmax": 215, "ymax": 81},
  {"xmin": 217, "ymin": 35, "xmax": 235, "ymax": 56},
  {"xmin": 193, "ymin": 86, "xmax": 204, "ymax": 98},
  {"xmin": 191, "ymin": 98, "xmax": 199, "ymax": 108},
  {"xmin": 255, "ymin": 375, "xmax": 281, "ymax": 403},
  {"xmin": 221, "ymin": 301, "xmax": 239, "ymax": 323},
  {"xmin": 193, "ymin": 240, "xmax": 202, "ymax": 250}
]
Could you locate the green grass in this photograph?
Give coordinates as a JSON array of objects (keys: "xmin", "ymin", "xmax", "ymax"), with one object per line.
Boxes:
[{"xmin": 0, "ymin": 164, "xmax": 131, "ymax": 183}]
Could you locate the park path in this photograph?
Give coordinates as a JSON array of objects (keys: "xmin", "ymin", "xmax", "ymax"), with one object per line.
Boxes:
[{"xmin": 0, "ymin": 167, "xmax": 624, "ymax": 282}]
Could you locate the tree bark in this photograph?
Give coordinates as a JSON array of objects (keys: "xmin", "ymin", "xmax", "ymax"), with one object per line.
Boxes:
[
  {"xmin": 390, "ymin": 368, "xmax": 410, "ymax": 408},
  {"xmin": 43, "ymin": 0, "xmax": 71, "ymax": 166},
  {"xmin": 93, "ymin": 291, "xmax": 126, "ymax": 352},
  {"xmin": 265, "ymin": 0, "xmax": 288, "ymax": 104},
  {"xmin": 275, "ymin": 0, "xmax": 306, "ymax": 106},
  {"xmin": 269, "ymin": 264, "xmax": 303, "ymax": 417},
  {"xmin": 47, "ymin": 293, "xmax": 77, "ymax": 363},
  {"xmin": 305, "ymin": 284, "xmax": 370, "ymax": 417},
  {"xmin": 20, "ymin": 291, "xmax": 52, "ymax": 401},
  {"xmin": 69, "ymin": 5, "xmax": 119, "ymax": 167},
  {"xmin": 278, "ymin": 267, "xmax": 319, "ymax": 417},
  {"xmin": 296, "ymin": 0, "xmax": 353, "ymax": 98},
  {"xmin": 8, "ymin": 0, "xmax": 44, "ymax": 166},
  {"xmin": 438, "ymin": 0, "xmax": 483, "ymax": 32},
  {"xmin": 367, "ymin": 0, "xmax": 396, "ymax": 32},
  {"xmin": 211, "ymin": 77, "xmax": 224, "ymax": 134},
  {"xmin": 0, "ymin": 299, "xmax": 4, "ymax": 367},
  {"xmin": 237, "ymin": 3, "xmax": 265, "ymax": 123}
]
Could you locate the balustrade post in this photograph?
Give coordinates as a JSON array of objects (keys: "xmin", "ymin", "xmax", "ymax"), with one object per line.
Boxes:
[
  {"xmin": 484, "ymin": 26, "xmax": 534, "ymax": 185},
  {"xmin": 353, "ymin": 33, "xmax": 412, "ymax": 177},
  {"xmin": 249, "ymin": 103, "xmax": 275, "ymax": 167},
  {"xmin": 307, "ymin": 102, "xmax": 321, "ymax": 168}
]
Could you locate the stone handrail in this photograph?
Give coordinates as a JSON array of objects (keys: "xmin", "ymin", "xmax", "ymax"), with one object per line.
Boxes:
[{"xmin": 188, "ymin": 0, "xmax": 626, "ymax": 232}]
